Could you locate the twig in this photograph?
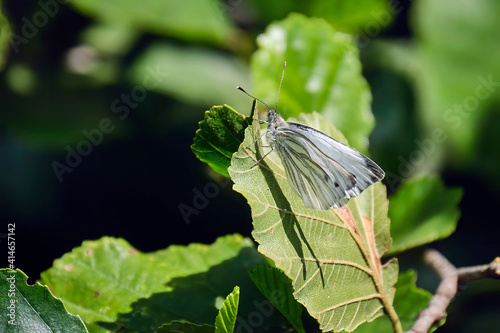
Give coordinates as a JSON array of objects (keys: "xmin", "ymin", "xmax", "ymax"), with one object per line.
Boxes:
[
  {"xmin": 457, "ymin": 257, "xmax": 500, "ymax": 283},
  {"xmin": 406, "ymin": 252, "xmax": 500, "ymax": 333}
]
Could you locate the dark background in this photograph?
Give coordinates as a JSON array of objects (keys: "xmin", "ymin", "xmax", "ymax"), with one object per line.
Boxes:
[{"xmin": 1, "ymin": 1, "xmax": 499, "ymax": 332}]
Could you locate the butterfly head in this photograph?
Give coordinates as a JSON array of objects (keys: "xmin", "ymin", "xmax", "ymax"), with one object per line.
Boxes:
[
  {"xmin": 267, "ymin": 109, "xmax": 278, "ymax": 124},
  {"xmin": 267, "ymin": 109, "xmax": 286, "ymax": 128},
  {"xmin": 266, "ymin": 109, "xmax": 287, "ymax": 145}
]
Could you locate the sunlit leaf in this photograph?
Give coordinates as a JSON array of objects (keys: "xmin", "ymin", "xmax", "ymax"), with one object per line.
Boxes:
[
  {"xmin": 111, "ymin": 243, "xmax": 285, "ymax": 332},
  {"xmin": 0, "ymin": 269, "xmax": 88, "ymax": 332},
  {"xmin": 192, "ymin": 105, "xmax": 251, "ymax": 178},
  {"xmin": 252, "ymin": 13, "xmax": 373, "ymax": 153},
  {"xmin": 229, "ymin": 112, "xmax": 399, "ymax": 332},
  {"xmin": 40, "ymin": 234, "xmax": 264, "ymax": 333},
  {"xmin": 387, "ymin": 175, "xmax": 462, "ymax": 255},
  {"xmin": 214, "ymin": 286, "xmax": 239, "ymax": 333}
]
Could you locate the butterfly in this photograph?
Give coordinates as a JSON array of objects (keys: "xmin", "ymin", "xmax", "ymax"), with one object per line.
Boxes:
[{"xmin": 237, "ymin": 62, "xmax": 385, "ymax": 210}]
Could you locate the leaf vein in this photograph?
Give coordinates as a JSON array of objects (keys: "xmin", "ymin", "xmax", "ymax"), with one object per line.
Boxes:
[{"xmin": 315, "ymin": 293, "xmax": 382, "ymax": 315}]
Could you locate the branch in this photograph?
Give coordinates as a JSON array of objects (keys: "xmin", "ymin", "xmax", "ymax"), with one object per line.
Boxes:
[
  {"xmin": 406, "ymin": 252, "xmax": 500, "ymax": 333},
  {"xmin": 406, "ymin": 250, "xmax": 457, "ymax": 333}
]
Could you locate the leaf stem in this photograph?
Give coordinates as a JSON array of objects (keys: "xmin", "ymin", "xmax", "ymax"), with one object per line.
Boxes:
[
  {"xmin": 367, "ymin": 253, "xmax": 402, "ymax": 333},
  {"xmin": 379, "ymin": 284, "xmax": 403, "ymax": 333},
  {"xmin": 344, "ymin": 203, "xmax": 403, "ymax": 333}
]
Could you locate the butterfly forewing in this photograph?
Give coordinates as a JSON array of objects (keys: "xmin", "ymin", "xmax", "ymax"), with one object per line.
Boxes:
[
  {"xmin": 287, "ymin": 123, "xmax": 385, "ymax": 189},
  {"xmin": 270, "ymin": 120, "xmax": 384, "ymax": 210}
]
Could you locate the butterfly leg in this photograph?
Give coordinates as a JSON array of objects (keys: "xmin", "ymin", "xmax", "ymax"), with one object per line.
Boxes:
[
  {"xmin": 247, "ymin": 131, "xmax": 266, "ymax": 149},
  {"xmin": 250, "ymin": 147, "xmax": 274, "ymax": 169}
]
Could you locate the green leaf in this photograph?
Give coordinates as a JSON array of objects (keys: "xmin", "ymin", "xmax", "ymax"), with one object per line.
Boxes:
[
  {"xmin": 81, "ymin": 22, "xmax": 140, "ymax": 56},
  {"xmin": 192, "ymin": 105, "xmax": 251, "ymax": 178},
  {"xmin": 214, "ymin": 286, "xmax": 239, "ymax": 333},
  {"xmin": 128, "ymin": 43, "xmax": 250, "ymax": 110},
  {"xmin": 39, "ymin": 234, "xmax": 262, "ymax": 333},
  {"xmin": 69, "ymin": 0, "xmax": 234, "ymax": 45},
  {"xmin": 355, "ymin": 270, "xmax": 434, "ymax": 332},
  {"xmin": 156, "ymin": 322, "xmax": 215, "ymax": 333},
  {"xmin": 0, "ymin": 6, "xmax": 10, "ymax": 72},
  {"xmin": 111, "ymin": 244, "xmax": 286, "ymax": 333},
  {"xmin": 252, "ymin": 13, "xmax": 373, "ymax": 153},
  {"xmin": 412, "ymin": 0, "xmax": 500, "ymax": 160},
  {"xmin": 229, "ymin": 112, "xmax": 399, "ymax": 332},
  {"xmin": 310, "ymin": 0, "xmax": 394, "ymax": 33},
  {"xmin": 387, "ymin": 175, "xmax": 463, "ymax": 255},
  {"xmin": 393, "ymin": 271, "xmax": 434, "ymax": 331},
  {"xmin": 243, "ymin": 0, "xmax": 393, "ymax": 34},
  {"xmin": 249, "ymin": 265, "xmax": 305, "ymax": 333},
  {"xmin": 0, "ymin": 269, "xmax": 88, "ymax": 333}
]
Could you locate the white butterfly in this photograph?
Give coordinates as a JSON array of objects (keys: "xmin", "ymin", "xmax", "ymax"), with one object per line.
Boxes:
[{"xmin": 238, "ymin": 62, "xmax": 385, "ymax": 210}]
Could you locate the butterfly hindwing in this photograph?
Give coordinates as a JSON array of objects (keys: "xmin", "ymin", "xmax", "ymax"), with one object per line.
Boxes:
[{"xmin": 274, "ymin": 129, "xmax": 354, "ymax": 210}]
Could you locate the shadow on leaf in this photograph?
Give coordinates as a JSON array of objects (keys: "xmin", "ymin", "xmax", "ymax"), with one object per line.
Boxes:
[{"xmin": 99, "ymin": 247, "xmax": 288, "ymax": 333}]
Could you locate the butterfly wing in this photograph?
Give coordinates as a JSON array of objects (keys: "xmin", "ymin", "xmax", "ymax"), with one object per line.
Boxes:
[
  {"xmin": 274, "ymin": 136, "xmax": 352, "ymax": 210},
  {"xmin": 272, "ymin": 123, "xmax": 384, "ymax": 210},
  {"xmin": 287, "ymin": 122, "xmax": 385, "ymax": 189}
]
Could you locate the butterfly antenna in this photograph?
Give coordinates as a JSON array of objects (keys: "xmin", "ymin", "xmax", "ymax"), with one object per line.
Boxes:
[
  {"xmin": 275, "ymin": 61, "xmax": 286, "ymax": 111},
  {"xmin": 237, "ymin": 86, "xmax": 272, "ymax": 110}
]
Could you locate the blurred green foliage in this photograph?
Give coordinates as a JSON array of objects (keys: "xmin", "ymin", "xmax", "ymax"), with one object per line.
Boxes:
[
  {"xmin": 412, "ymin": 0, "xmax": 500, "ymax": 161},
  {"xmin": 128, "ymin": 43, "xmax": 250, "ymax": 110},
  {"xmin": 69, "ymin": 0, "xmax": 235, "ymax": 45},
  {"xmin": 1, "ymin": 0, "xmax": 500, "ymax": 332},
  {"xmin": 388, "ymin": 175, "xmax": 463, "ymax": 255},
  {"xmin": 0, "ymin": 5, "xmax": 9, "ymax": 71}
]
